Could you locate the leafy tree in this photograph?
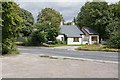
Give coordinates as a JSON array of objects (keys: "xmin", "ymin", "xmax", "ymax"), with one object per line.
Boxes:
[
  {"xmin": 30, "ymin": 30, "xmax": 47, "ymax": 46},
  {"xmin": 76, "ymin": 2, "xmax": 109, "ymax": 41},
  {"xmin": 30, "ymin": 23, "xmax": 47, "ymax": 45},
  {"xmin": 19, "ymin": 8, "xmax": 34, "ymax": 37},
  {"xmin": 2, "ymin": 2, "xmax": 23, "ymax": 54},
  {"xmin": 37, "ymin": 8, "xmax": 63, "ymax": 43},
  {"xmin": 106, "ymin": 20, "xmax": 120, "ymax": 38},
  {"xmin": 76, "ymin": 1, "xmax": 120, "ymax": 48},
  {"xmin": 106, "ymin": 1, "xmax": 120, "ymax": 37},
  {"xmin": 0, "ymin": 2, "xmax": 2, "ymax": 27},
  {"xmin": 0, "ymin": 2, "xmax": 2, "ymax": 53},
  {"xmin": 106, "ymin": 1, "xmax": 120, "ymax": 48}
]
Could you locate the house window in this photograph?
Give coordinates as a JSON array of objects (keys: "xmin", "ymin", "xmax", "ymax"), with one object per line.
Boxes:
[
  {"xmin": 92, "ymin": 36, "xmax": 97, "ymax": 41},
  {"xmin": 61, "ymin": 37, "xmax": 64, "ymax": 41},
  {"xmin": 73, "ymin": 37, "xmax": 79, "ymax": 42}
]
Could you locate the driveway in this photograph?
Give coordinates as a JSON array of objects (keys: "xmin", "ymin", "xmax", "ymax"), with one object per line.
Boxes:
[
  {"xmin": 18, "ymin": 46, "xmax": 119, "ymax": 62},
  {"xmin": 51, "ymin": 46, "xmax": 79, "ymax": 50},
  {"xmin": 2, "ymin": 54, "xmax": 118, "ymax": 78}
]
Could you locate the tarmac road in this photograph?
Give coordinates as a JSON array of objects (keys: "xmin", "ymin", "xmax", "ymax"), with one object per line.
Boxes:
[{"xmin": 18, "ymin": 46, "xmax": 119, "ymax": 62}]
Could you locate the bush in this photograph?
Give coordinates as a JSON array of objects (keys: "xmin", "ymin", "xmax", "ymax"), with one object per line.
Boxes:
[
  {"xmin": 2, "ymin": 38, "xmax": 19, "ymax": 55},
  {"xmin": 23, "ymin": 37, "xmax": 31, "ymax": 46},
  {"xmin": 30, "ymin": 30, "xmax": 47, "ymax": 46},
  {"xmin": 107, "ymin": 32, "xmax": 120, "ymax": 49},
  {"xmin": 55, "ymin": 39, "xmax": 66, "ymax": 44}
]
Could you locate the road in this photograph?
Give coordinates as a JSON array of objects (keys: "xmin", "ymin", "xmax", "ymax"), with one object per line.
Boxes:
[{"xmin": 18, "ymin": 46, "xmax": 119, "ymax": 62}]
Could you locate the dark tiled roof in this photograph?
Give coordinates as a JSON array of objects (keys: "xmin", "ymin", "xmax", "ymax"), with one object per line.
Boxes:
[
  {"xmin": 60, "ymin": 25, "xmax": 84, "ymax": 37},
  {"xmin": 83, "ymin": 27, "xmax": 99, "ymax": 35}
]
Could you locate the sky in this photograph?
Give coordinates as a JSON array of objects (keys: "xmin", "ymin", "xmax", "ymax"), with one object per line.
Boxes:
[{"xmin": 16, "ymin": 0, "xmax": 120, "ymax": 22}]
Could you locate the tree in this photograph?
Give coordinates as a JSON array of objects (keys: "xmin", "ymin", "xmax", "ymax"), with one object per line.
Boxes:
[
  {"xmin": 37, "ymin": 8, "xmax": 63, "ymax": 43},
  {"xmin": 19, "ymin": 8, "xmax": 34, "ymax": 37},
  {"xmin": 106, "ymin": 1, "xmax": 120, "ymax": 48},
  {"xmin": 106, "ymin": 1, "xmax": 120, "ymax": 37},
  {"xmin": 2, "ymin": 2, "xmax": 23, "ymax": 54},
  {"xmin": 0, "ymin": 2, "xmax": 2, "ymax": 26},
  {"xmin": 30, "ymin": 30, "xmax": 47, "ymax": 46},
  {"xmin": 0, "ymin": 2, "xmax": 2, "ymax": 53},
  {"xmin": 76, "ymin": 1, "xmax": 120, "ymax": 48},
  {"xmin": 76, "ymin": 2, "xmax": 109, "ymax": 41}
]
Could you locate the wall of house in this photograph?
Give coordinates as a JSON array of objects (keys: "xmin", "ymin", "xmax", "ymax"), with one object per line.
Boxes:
[
  {"xmin": 81, "ymin": 35, "xmax": 89, "ymax": 44},
  {"xmin": 56, "ymin": 35, "xmax": 64, "ymax": 41},
  {"xmin": 56, "ymin": 35, "xmax": 99, "ymax": 45},
  {"xmin": 67, "ymin": 37, "xmax": 82, "ymax": 45},
  {"xmin": 81, "ymin": 35, "xmax": 99, "ymax": 44}
]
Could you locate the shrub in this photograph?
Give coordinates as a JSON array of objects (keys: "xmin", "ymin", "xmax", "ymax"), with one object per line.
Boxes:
[
  {"xmin": 23, "ymin": 37, "xmax": 31, "ymax": 46},
  {"xmin": 107, "ymin": 31, "xmax": 120, "ymax": 49},
  {"xmin": 55, "ymin": 39, "xmax": 66, "ymax": 44},
  {"xmin": 30, "ymin": 30, "xmax": 47, "ymax": 46},
  {"xmin": 2, "ymin": 38, "xmax": 19, "ymax": 55}
]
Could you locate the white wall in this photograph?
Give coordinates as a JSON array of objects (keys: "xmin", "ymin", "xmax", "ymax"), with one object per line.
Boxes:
[
  {"xmin": 56, "ymin": 35, "xmax": 64, "ymax": 41},
  {"xmin": 81, "ymin": 35, "xmax": 89, "ymax": 44},
  {"xmin": 89, "ymin": 36, "xmax": 92, "ymax": 44},
  {"xmin": 81, "ymin": 35, "xmax": 99, "ymax": 44},
  {"xmin": 67, "ymin": 37, "xmax": 82, "ymax": 45},
  {"xmin": 57, "ymin": 34, "xmax": 99, "ymax": 45},
  {"xmin": 97, "ymin": 36, "xmax": 99, "ymax": 44}
]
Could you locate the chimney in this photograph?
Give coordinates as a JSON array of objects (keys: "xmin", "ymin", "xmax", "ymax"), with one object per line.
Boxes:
[
  {"xmin": 60, "ymin": 21, "xmax": 63, "ymax": 26},
  {"xmin": 72, "ymin": 22, "xmax": 75, "ymax": 25}
]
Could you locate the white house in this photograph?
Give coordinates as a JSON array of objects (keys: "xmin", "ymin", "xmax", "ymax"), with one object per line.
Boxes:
[
  {"xmin": 81, "ymin": 27, "xmax": 99, "ymax": 44},
  {"xmin": 56, "ymin": 22, "xmax": 99, "ymax": 45}
]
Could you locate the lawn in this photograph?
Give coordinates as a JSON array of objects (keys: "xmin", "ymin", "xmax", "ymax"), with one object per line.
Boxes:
[{"xmin": 76, "ymin": 44, "xmax": 120, "ymax": 52}]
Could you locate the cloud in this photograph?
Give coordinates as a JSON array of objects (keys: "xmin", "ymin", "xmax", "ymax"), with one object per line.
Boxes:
[
  {"xmin": 16, "ymin": 0, "xmax": 119, "ymax": 22},
  {"xmin": 17, "ymin": 2, "xmax": 85, "ymax": 22},
  {"xmin": 15, "ymin": 0, "xmax": 120, "ymax": 2},
  {"xmin": 16, "ymin": 0, "xmax": 87, "ymax": 2}
]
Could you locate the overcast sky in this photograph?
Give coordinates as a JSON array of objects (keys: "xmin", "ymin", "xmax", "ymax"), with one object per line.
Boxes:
[{"xmin": 16, "ymin": 0, "xmax": 119, "ymax": 22}]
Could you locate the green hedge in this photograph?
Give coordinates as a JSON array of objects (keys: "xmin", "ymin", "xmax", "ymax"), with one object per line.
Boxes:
[{"xmin": 107, "ymin": 32, "xmax": 120, "ymax": 49}]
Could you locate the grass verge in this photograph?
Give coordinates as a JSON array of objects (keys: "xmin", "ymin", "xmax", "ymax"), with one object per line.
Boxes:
[
  {"xmin": 48, "ymin": 44, "xmax": 88, "ymax": 47},
  {"xmin": 76, "ymin": 44, "xmax": 120, "ymax": 52}
]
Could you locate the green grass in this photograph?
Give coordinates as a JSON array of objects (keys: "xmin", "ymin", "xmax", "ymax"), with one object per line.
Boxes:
[
  {"xmin": 48, "ymin": 44, "xmax": 89, "ymax": 47},
  {"xmin": 76, "ymin": 44, "xmax": 120, "ymax": 52},
  {"xmin": 15, "ymin": 42, "xmax": 24, "ymax": 45},
  {"xmin": 67, "ymin": 44, "xmax": 88, "ymax": 46}
]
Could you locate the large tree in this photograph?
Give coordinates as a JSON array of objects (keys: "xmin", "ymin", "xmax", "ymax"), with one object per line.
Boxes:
[
  {"xmin": 36, "ymin": 8, "xmax": 63, "ymax": 43},
  {"xmin": 76, "ymin": 1, "xmax": 120, "ymax": 48},
  {"xmin": 106, "ymin": 1, "xmax": 120, "ymax": 48},
  {"xmin": 0, "ymin": 2, "xmax": 2, "ymax": 27},
  {"xmin": 2, "ymin": 2, "xmax": 23, "ymax": 54},
  {"xmin": 106, "ymin": 1, "xmax": 120, "ymax": 37},
  {"xmin": 19, "ymin": 8, "xmax": 34, "ymax": 37},
  {"xmin": 0, "ymin": 2, "xmax": 2, "ymax": 53},
  {"xmin": 76, "ymin": 2, "xmax": 109, "ymax": 41}
]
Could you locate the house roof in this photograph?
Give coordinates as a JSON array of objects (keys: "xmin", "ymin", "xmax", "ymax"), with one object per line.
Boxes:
[
  {"xmin": 60, "ymin": 25, "xmax": 84, "ymax": 37},
  {"xmin": 82, "ymin": 27, "xmax": 99, "ymax": 35}
]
